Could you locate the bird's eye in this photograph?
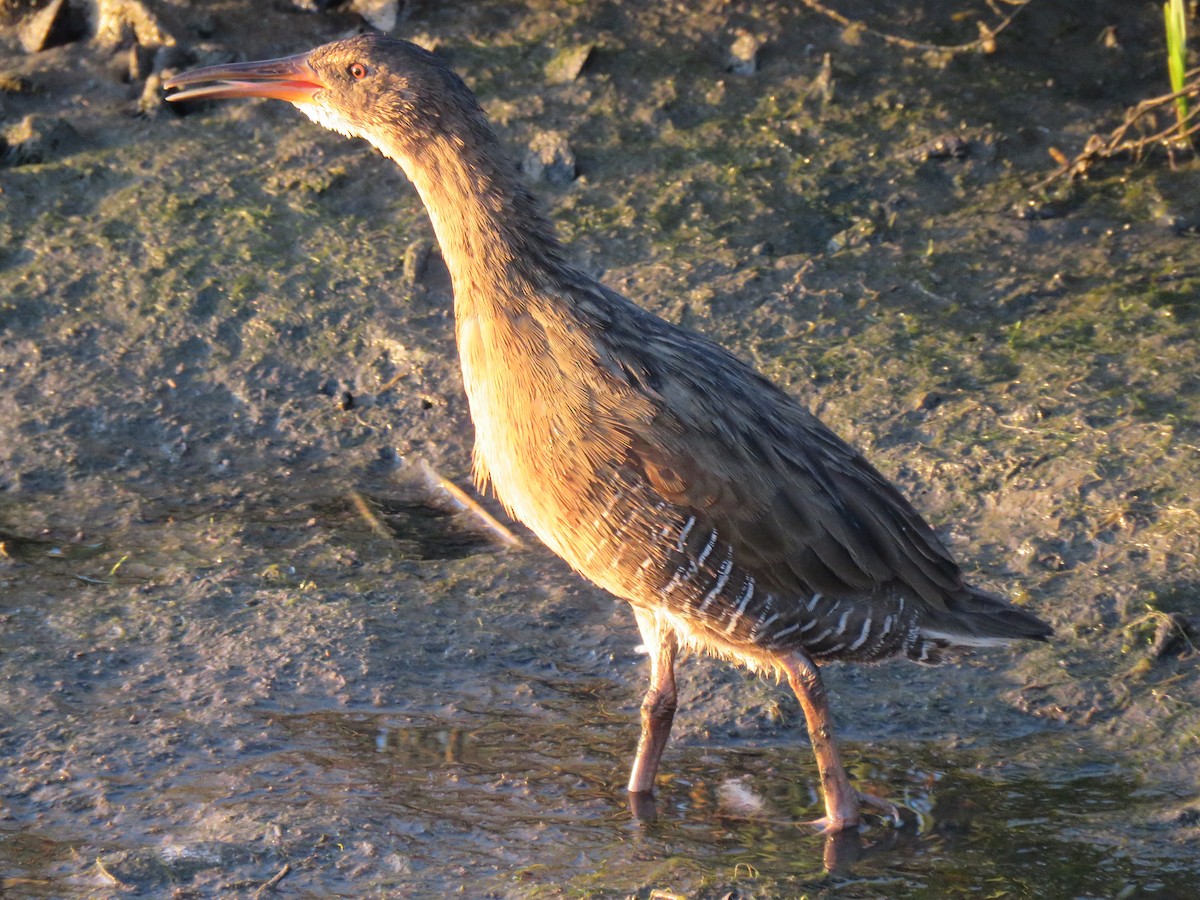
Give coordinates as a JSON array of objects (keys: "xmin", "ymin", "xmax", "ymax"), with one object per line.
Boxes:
[{"xmin": 349, "ymin": 62, "xmax": 369, "ymax": 80}]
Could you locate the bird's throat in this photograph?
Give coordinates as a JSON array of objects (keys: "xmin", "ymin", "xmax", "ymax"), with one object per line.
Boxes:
[{"xmin": 370, "ymin": 128, "xmax": 565, "ymax": 313}]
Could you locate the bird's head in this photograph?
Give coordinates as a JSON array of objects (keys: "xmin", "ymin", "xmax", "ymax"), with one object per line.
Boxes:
[{"xmin": 165, "ymin": 34, "xmax": 481, "ymax": 157}]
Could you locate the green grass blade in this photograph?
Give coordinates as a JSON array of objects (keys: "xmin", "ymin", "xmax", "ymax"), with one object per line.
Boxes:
[{"xmin": 1164, "ymin": 0, "xmax": 1190, "ymax": 143}]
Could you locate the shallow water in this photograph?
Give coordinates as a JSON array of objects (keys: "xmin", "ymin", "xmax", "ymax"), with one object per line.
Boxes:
[{"xmin": 4, "ymin": 690, "xmax": 1196, "ymax": 897}]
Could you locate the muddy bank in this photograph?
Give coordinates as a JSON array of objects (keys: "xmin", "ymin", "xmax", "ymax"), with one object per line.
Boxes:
[{"xmin": 2, "ymin": 1, "xmax": 1198, "ymax": 896}]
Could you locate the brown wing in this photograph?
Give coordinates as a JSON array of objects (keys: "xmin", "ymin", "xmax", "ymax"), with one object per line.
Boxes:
[{"xmin": 591, "ymin": 292, "xmax": 967, "ymax": 614}]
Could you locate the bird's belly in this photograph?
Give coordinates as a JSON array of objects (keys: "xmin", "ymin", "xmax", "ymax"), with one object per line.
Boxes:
[{"xmin": 457, "ymin": 313, "xmax": 616, "ymax": 562}]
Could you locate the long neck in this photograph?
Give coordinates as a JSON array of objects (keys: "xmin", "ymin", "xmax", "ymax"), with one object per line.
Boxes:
[{"xmin": 372, "ymin": 126, "xmax": 568, "ymax": 314}]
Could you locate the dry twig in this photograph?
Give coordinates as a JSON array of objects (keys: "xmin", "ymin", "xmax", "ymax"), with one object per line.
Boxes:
[
  {"xmin": 418, "ymin": 460, "xmax": 524, "ymax": 550},
  {"xmin": 1038, "ymin": 66, "xmax": 1200, "ymax": 188},
  {"xmin": 796, "ymin": 0, "xmax": 1032, "ymax": 54},
  {"xmin": 347, "ymin": 488, "xmax": 395, "ymax": 541},
  {"xmin": 253, "ymin": 862, "xmax": 292, "ymax": 897}
]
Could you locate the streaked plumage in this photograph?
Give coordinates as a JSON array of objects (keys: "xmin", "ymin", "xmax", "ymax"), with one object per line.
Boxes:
[{"xmin": 166, "ymin": 34, "xmax": 1051, "ymax": 831}]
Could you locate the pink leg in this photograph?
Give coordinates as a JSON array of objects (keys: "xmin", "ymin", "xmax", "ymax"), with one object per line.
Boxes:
[
  {"xmin": 626, "ymin": 606, "xmax": 678, "ymax": 796},
  {"xmin": 779, "ymin": 652, "xmax": 898, "ymax": 832}
]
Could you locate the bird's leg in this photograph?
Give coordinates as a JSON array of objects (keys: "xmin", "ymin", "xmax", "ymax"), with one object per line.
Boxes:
[
  {"xmin": 627, "ymin": 606, "xmax": 679, "ymax": 799},
  {"xmin": 780, "ymin": 651, "xmax": 898, "ymax": 832}
]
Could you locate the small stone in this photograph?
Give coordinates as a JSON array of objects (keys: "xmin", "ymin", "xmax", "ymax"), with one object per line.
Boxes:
[
  {"xmin": 2, "ymin": 114, "xmax": 81, "ymax": 166},
  {"xmin": 522, "ymin": 131, "xmax": 576, "ymax": 186},
  {"xmin": 728, "ymin": 30, "xmax": 762, "ymax": 75},
  {"xmin": 544, "ymin": 44, "xmax": 593, "ymax": 85},
  {"xmin": 0, "ymin": 72, "xmax": 33, "ymax": 94},
  {"xmin": 717, "ymin": 777, "xmax": 765, "ymax": 815},
  {"xmin": 136, "ymin": 71, "xmax": 163, "ymax": 117},
  {"xmin": 92, "ymin": 0, "xmax": 174, "ymax": 51},
  {"xmin": 350, "ymin": 0, "xmax": 400, "ymax": 32},
  {"xmin": 18, "ymin": 0, "xmax": 86, "ymax": 53},
  {"xmin": 907, "ymin": 134, "xmax": 971, "ymax": 162},
  {"xmin": 403, "ymin": 239, "xmax": 432, "ymax": 286},
  {"xmin": 1151, "ymin": 612, "xmax": 1196, "ymax": 659},
  {"xmin": 287, "ymin": 0, "xmax": 338, "ymax": 11},
  {"xmin": 826, "ymin": 217, "xmax": 876, "ymax": 253},
  {"xmin": 407, "ymin": 32, "xmax": 439, "ymax": 54}
]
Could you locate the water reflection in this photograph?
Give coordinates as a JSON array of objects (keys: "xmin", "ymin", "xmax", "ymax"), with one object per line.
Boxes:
[
  {"xmin": 2, "ymin": 697, "xmax": 1194, "ymax": 897},
  {"xmin": 259, "ymin": 709, "xmax": 1198, "ymax": 897}
]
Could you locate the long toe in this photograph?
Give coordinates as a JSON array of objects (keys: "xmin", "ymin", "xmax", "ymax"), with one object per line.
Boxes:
[
  {"xmin": 804, "ymin": 790, "xmax": 901, "ymax": 833},
  {"xmin": 856, "ymin": 789, "xmax": 902, "ymax": 826}
]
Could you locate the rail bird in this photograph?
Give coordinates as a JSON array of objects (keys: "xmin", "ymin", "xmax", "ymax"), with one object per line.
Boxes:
[{"xmin": 165, "ymin": 34, "xmax": 1051, "ymax": 832}]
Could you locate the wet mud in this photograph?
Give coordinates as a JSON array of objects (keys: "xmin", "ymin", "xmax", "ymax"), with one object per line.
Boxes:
[{"xmin": 2, "ymin": 1, "xmax": 1199, "ymax": 896}]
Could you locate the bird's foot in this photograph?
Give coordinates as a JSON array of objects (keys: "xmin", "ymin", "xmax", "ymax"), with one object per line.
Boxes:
[
  {"xmin": 856, "ymin": 789, "xmax": 902, "ymax": 826},
  {"xmin": 628, "ymin": 790, "xmax": 658, "ymax": 822},
  {"xmin": 805, "ymin": 790, "xmax": 902, "ymax": 833}
]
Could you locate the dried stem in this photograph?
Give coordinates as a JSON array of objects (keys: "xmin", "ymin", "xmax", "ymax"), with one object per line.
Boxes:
[
  {"xmin": 1038, "ymin": 66, "xmax": 1200, "ymax": 188},
  {"xmin": 418, "ymin": 460, "xmax": 524, "ymax": 550},
  {"xmin": 347, "ymin": 489, "xmax": 395, "ymax": 541},
  {"xmin": 796, "ymin": 0, "xmax": 1032, "ymax": 54}
]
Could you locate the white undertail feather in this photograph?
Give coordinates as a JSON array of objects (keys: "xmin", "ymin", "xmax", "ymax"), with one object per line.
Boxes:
[{"xmin": 918, "ymin": 629, "xmax": 1013, "ymax": 648}]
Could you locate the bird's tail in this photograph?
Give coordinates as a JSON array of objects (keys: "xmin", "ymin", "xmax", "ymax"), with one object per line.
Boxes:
[{"xmin": 914, "ymin": 585, "xmax": 1052, "ymax": 663}]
